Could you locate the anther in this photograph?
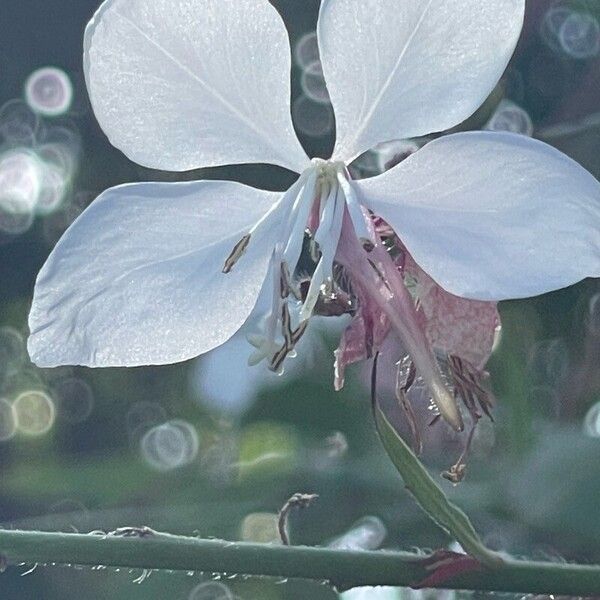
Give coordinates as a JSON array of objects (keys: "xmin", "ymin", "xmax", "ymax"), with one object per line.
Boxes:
[
  {"xmin": 281, "ymin": 302, "xmax": 293, "ymax": 346},
  {"xmin": 291, "ymin": 320, "xmax": 309, "ymax": 345},
  {"xmin": 222, "ymin": 233, "xmax": 251, "ymax": 274},
  {"xmin": 270, "ymin": 343, "xmax": 290, "ymax": 374}
]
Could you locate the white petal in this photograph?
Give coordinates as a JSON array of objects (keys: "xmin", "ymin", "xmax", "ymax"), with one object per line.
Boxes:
[
  {"xmin": 28, "ymin": 180, "xmax": 283, "ymax": 367},
  {"xmin": 318, "ymin": 0, "xmax": 525, "ymax": 162},
  {"xmin": 84, "ymin": 0, "xmax": 309, "ymax": 172},
  {"xmin": 357, "ymin": 132, "xmax": 600, "ymax": 301}
]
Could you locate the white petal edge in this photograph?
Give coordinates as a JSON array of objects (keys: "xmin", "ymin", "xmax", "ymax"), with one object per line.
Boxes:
[
  {"xmin": 84, "ymin": 0, "xmax": 309, "ymax": 173},
  {"xmin": 28, "ymin": 180, "xmax": 284, "ymax": 367},
  {"xmin": 357, "ymin": 131, "xmax": 600, "ymax": 301},
  {"xmin": 318, "ymin": 0, "xmax": 525, "ymax": 163}
]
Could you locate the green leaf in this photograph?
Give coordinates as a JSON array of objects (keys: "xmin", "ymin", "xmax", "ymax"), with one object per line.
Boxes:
[{"xmin": 373, "ymin": 404, "xmax": 502, "ymax": 569}]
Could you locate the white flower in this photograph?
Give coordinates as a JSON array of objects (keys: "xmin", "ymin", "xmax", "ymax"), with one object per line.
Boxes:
[{"xmin": 28, "ymin": 0, "xmax": 600, "ymax": 430}]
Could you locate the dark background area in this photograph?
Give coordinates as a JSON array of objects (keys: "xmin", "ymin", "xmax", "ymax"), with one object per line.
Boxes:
[{"xmin": 1, "ymin": 0, "xmax": 600, "ymax": 598}]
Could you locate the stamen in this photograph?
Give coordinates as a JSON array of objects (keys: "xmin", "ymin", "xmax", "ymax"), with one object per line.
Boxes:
[
  {"xmin": 222, "ymin": 233, "xmax": 251, "ymax": 274},
  {"xmin": 280, "ymin": 261, "xmax": 292, "ymax": 299},
  {"xmin": 395, "ymin": 359, "xmax": 422, "ymax": 454},
  {"xmin": 337, "ymin": 171, "xmax": 375, "ymax": 252},
  {"xmin": 280, "ymin": 302, "xmax": 293, "ymax": 347},
  {"xmin": 291, "ymin": 320, "xmax": 309, "ymax": 345},
  {"xmin": 222, "ymin": 172, "xmax": 309, "ymax": 275},
  {"xmin": 270, "ymin": 343, "xmax": 290, "ymax": 374}
]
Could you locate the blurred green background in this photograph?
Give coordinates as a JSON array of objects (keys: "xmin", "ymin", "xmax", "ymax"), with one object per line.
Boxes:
[{"xmin": 1, "ymin": 0, "xmax": 600, "ymax": 598}]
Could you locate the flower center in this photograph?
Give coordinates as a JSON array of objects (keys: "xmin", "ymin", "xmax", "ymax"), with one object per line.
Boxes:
[
  {"xmin": 222, "ymin": 159, "xmax": 370, "ymax": 374},
  {"xmin": 220, "ymin": 160, "xmax": 464, "ymax": 431}
]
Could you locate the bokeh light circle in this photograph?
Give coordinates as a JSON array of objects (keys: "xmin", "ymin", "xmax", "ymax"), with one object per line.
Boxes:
[
  {"xmin": 526, "ymin": 338, "xmax": 569, "ymax": 386},
  {"xmin": 52, "ymin": 377, "xmax": 94, "ymax": 423},
  {"xmin": 36, "ymin": 163, "xmax": 69, "ymax": 215},
  {"xmin": 25, "ymin": 67, "xmax": 73, "ymax": 117},
  {"xmin": 140, "ymin": 419, "xmax": 199, "ymax": 471},
  {"xmin": 37, "ymin": 141, "xmax": 78, "ymax": 181},
  {"xmin": 0, "ymin": 326, "xmax": 27, "ymax": 378},
  {"xmin": 300, "ymin": 61, "xmax": 330, "ymax": 104},
  {"xmin": 559, "ymin": 11, "xmax": 600, "ymax": 59},
  {"xmin": 584, "ymin": 402, "xmax": 600, "ymax": 438},
  {"xmin": 586, "ymin": 293, "xmax": 600, "ymax": 336},
  {"xmin": 13, "ymin": 390, "xmax": 56, "ymax": 436},
  {"xmin": 0, "ymin": 397, "xmax": 17, "ymax": 441},
  {"xmin": 374, "ymin": 139, "xmax": 420, "ymax": 172},
  {"xmin": 486, "ymin": 100, "xmax": 533, "ymax": 136},
  {"xmin": 294, "ymin": 32, "xmax": 319, "ymax": 68},
  {"xmin": 0, "ymin": 100, "xmax": 40, "ymax": 143},
  {"xmin": 189, "ymin": 582, "xmax": 234, "ymax": 600},
  {"xmin": 126, "ymin": 401, "xmax": 168, "ymax": 444},
  {"xmin": 0, "ymin": 149, "xmax": 43, "ymax": 214},
  {"xmin": 0, "ymin": 210, "xmax": 35, "ymax": 236},
  {"xmin": 340, "ymin": 587, "xmax": 402, "ymax": 600},
  {"xmin": 292, "ymin": 95, "xmax": 334, "ymax": 137},
  {"xmin": 240, "ymin": 512, "xmax": 281, "ymax": 544},
  {"xmin": 328, "ymin": 516, "xmax": 387, "ymax": 551}
]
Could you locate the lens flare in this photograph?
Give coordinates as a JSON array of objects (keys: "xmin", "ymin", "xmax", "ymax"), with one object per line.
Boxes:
[{"xmin": 25, "ymin": 67, "xmax": 74, "ymax": 117}]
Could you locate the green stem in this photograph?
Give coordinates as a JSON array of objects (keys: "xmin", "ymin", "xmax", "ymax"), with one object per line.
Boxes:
[
  {"xmin": 1, "ymin": 529, "xmax": 600, "ymax": 596},
  {"xmin": 373, "ymin": 403, "xmax": 502, "ymax": 568}
]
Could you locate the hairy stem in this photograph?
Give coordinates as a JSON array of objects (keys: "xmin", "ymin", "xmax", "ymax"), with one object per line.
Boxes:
[{"xmin": 0, "ymin": 529, "xmax": 599, "ymax": 595}]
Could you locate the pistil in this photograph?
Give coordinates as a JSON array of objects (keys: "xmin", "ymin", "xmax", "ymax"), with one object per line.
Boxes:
[{"xmin": 336, "ymin": 204, "xmax": 464, "ymax": 432}]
